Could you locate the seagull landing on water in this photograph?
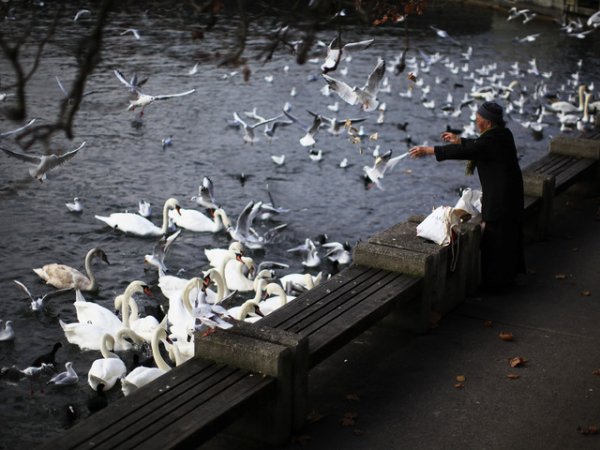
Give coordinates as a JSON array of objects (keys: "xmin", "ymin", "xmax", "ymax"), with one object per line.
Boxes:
[
  {"xmin": 113, "ymin": 69, "xmax": 148, "ymax": 94},
  {"xmin": 322, "ymin": 58, "xmax": 386, "ymax": 112},
  {"xmin": 127, "ymin": 89, "xmax": 196, "ymax": 116},
  {"xmin": 0, "ymin": 141, "xmax": 86, "ymax": 182}
]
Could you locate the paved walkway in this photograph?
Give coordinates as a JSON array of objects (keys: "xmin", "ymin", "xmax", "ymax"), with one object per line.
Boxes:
[{"xmin": 204, "ymin": 192, "xmax": 600, "ymax": 450}]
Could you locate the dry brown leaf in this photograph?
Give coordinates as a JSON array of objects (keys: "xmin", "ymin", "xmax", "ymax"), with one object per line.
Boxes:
[
  {"xmin": 581, "ymin": 290, "xmax": 592, "ymax": 297},
  {"xmin": 454, "ymin": 383, "xmax": 464, "ymax": 389},
  {"xmin": 507, "ymin": 373, "xmax": 520, "ymax": 380},
  {"xmin": 346, "ymin": 393, "xmax": 360, "ymax": 402},
  {"xmin": 306, "ymin": 409, "xmax": 324, "ymax": 424},
  {"xmin": 499, "ymin": 331, "xmax": 514, "ymax": 342},
  {"xmin": 407, "ymin": 72, "xmax": 417, "ymax": 82},
  {"xmin": 555, "ymin": 273, "xmax": 567, "ymax": 280},
  {"xmin": 291, "ymin": 434, "xmax": 311, "ymax": 445},
  {"xmin": 509, "ymin": 356, "xmax": 527, "ymax": 368},
  {"xmin": 577, "ymin": 425, "xmax": 599, "ymax": 435},
  {"xmin": 369, "ymin": 132, "xmax": 378, "ymax": 141},
  {"xmin": 456, "ymin": 375, "xmax": 466, "ymax": 383},
  {"xmin": 339, "ymin": 412, "xmax": 358, "ymax": 427},
  {"xmin": 592, "ymin": 369, "xmax": 600, "ymax": 376},
  {"xmin": 484, "ymin": 320, "xmax": 493, "ymax": 328}
]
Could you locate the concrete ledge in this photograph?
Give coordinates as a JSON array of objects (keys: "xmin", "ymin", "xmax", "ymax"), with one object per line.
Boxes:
[{"xmin": 550, "ymin": 136, "xmax": 600, "ymax": 159}]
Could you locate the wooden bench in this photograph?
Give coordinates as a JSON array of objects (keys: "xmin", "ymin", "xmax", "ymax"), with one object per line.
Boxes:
[{"xmin": 39, "ymin": 359, "xmax": 276, "ymax": 450}]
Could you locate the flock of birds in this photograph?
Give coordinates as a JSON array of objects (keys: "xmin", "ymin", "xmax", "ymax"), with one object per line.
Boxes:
[{"xmin": 0, "ymin": 4, "xmax": 599, "ymax": 430}]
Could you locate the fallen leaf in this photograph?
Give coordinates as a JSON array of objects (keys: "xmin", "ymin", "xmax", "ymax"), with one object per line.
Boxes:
[
  {"xmin": 340, "ymin": 412, "xmax": 358, "ymax": 427},
  {"xmin": 484, "ymin": 320, "xmax": 493, "ymax": 328},
  {"xmin": 306, "ymin": 409, "xmax": 324, "ymax": 424},
  {"xmin": 581, "ymin": 290, "xmax": 592, "ymax": 297},
  {"xmin": 555, "ymin": 273, "xmax": 566, "ymax": 280},
  {"xmin": 369, "ymin": 132, "xmax": 378, "ymax": 141},
  {"xmin": 577, "ymin": 425, "xmax": 599, "ymax": 435},
  {"xmin": 456, "ymin": 375, "xmax": 466, "ymax": 383},
  {"xmin": 407, "ymin": 72, "xmax": 417, "ymax": 82},
  {"xmin": 499, "ymin": 331, "xmax": 514, "ymax": 342},
  {"xmin": 346, "ymin": 393, "xmax": 360, "ymax": 402},
  {"xmin": 291, "ymin": 434, "xmax": 311, "ymax": 444},
  {"xmin": 592, "ymin": 369, "xmax": 600, "ymax": 376},
  {"xmin": 509, "ymin": 356, "xmax": 527, "ymax": 368},
  {"xmin": 507, "ymin": 373, "xmax": 520, "ymax": 380},
  {"xmin": 454, "ymin": 383, "xmax": 464, "ymax": 389}
]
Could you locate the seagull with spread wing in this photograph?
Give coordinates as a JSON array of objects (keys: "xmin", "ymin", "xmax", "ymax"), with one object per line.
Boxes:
[
  {"xmin": 321, "ymin": 36, "xmax": 374, "ymax": 73},
  {"xmin": 127, "ymin": 88, "xmax": 196, "ymax": 116},
  {"xmin": 113, "ymin": 69, "xmax": 148, "ymax": 94},
  {"xmin": 322, "ymin": 58, "xmax": 386, "ymax": 112},
  {"xmin": 231, "ymin": 112, "xmax": 278, "ymax": 144},
  {"xmin": 0, "ymin": 141, "xmax": 86, "ymax": 182},
  {"xmin": 363, "ymin": 149, "xmax": 409, "ymax": 190},
  {"xmin": 191, "ymin": 176, "xmax": 220, "ymax": 210},
  {"xmin": 283, "ymin": 110, "xmax": 322, "ymax": 147}
]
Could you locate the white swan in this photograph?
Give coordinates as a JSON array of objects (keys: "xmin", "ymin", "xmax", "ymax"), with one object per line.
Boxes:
[
  {"xmin": 279, "ymin": 271, "xmax": 323, "ymax": 291},
  {"xmin": 223, "ymin": 256, "xmax": 256, "ymax": 292},
  {"xmin": 202, "ymin": 268, "xmax": 230, "ymax": 303},
  {"xmin": 167, "ymin": 277, "xmax": 198, "ymax": 341},
  {"xmin": 182, "ymin": 280, "xmax": 232, "ymax": 332},
  {"xmin": 168, "ymin": 207, "xmax": 230, "ymax": 233},
  {"xmin": 59, "ymin": 281, "xmax": 151, "ymax": 351},
  {"xmin": 121, "ymin": 326, "xmax": 172, "ymax": 396},
  {"xmin": 87, "ymin": 333, "xmax": 127, "ymax": 391},
  {"xmin": 120, "ymin": 287, "xmax": 160, "ymax": 343},
  {"xmin": 33, "ymin": 247, "xmax": 109, "ymax": 292},
  {"xmin": 227, "ymin": 279, "xmax": 266, "ymax": 322},
  {"xmin": 259, "ymin": 283, "xmax": 294, "ymax": 316},
  {"xmin": 548, "ymin": 85, "xmax": 586, "ymax": 114},
  {"xmin": 95, "ymin": 198, "xmax": 181, "ymax": 237},
  {"xmin": 205, "ymin": 241, "xmax": 245, "ymax": 275}
]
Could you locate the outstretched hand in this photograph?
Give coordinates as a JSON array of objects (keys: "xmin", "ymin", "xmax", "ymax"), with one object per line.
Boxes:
[
  {"xmin": 440, "ymin": 132, "xmax": 461, "ymax": 145},
  {"xmin": 409, "ymin": 145, "xmax": 434, "ymax": 158}
]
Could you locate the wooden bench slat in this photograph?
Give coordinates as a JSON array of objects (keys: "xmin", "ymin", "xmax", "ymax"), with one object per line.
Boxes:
[
  {"xmin": 262, "ymin": 266, "xmax": 383, "ymax": 330},
  {"xmin": 525, "ymin": 153, "xmax": 567, "ymax": 173},
  {"xmin": 554, "ymin": 158, "xmax": 597, "ymax": 191},
  {"xmin": 112, "ymin": 372, "xmax": 275, "ymax": 450},
  {"xmin": 307, "ymin": 275, "xmax": 422, "ymax": 366},
  {"xmin": 287, "ymin": 270, "xmax": 406, "ymax": 336}
]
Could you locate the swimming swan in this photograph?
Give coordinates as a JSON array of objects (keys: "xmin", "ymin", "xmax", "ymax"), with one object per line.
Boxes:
[
  {"xmin": 33, "ymin": 247, "xmax": 109, "ymax": 292},
  {"xmin": 121, "ymin": 326, "xmax": 172, "ymax": 396},
  {"xmin": 95, "ymin": 198, "xmax": 181, "ymax": 237},
  {"xmin": 168, "ymin": 207, "xmax": 230, "ymax": 233},
  {"xmin": 87, "ymin": 333, "xmax": 127, "ymax": 391}
]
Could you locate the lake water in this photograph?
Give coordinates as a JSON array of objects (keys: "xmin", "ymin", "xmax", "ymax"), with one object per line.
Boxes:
[{"xmin": 0, "ymin": 2, "xmax": 598, "ymax": 448}]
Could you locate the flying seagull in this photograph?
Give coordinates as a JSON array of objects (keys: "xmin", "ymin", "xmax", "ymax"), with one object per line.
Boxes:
[
  {"xmin": 127, "ymin": 89, "xmax": 196, "ymax": 116},
  {"xmin": 321, "ymin": 36, "xmax": 374, "ymax": 73},
  {"xmin": 0, "ymin": 141, "xmax": 86, "ymax": 182},
  {"xmin": 113, "ymin": 69, "xmax": 148, "ymax": 94},
  {"xmin": 322, "ymin": 58, "xmax": 386, "ymax": 112}
]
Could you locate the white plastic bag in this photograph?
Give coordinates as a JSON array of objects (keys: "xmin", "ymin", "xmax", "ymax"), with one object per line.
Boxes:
[
  {"xmin": 453, "ymin": 188, "xmax": 482, "ymax": 217},
  {"xmin": 416, "ymin": 206, "xmax": 459, "ymax": 246}
]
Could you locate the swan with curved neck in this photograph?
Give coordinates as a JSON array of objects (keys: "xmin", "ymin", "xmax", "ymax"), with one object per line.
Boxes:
[
  {"xmin": 87, "ymin": 333, "xmax": 127, "ymax": 391},
  {"xmin": 33, "ymin": 247, "xmax": 109, "ymax": 292},
  {"xmin": 117, "ymin": 281, "xmax": 158, "ymax": 343},
  {"xmin": 549, "ymin": 85, "xmax": 586, "ymax": 114},
  {"xmin": 203, "ymin": 268, "xmax": 229, "ymax": 303},
  {"xmin": 167, "ymin": 277, "xmax": 198, "ymax": 341},
  {"xmin": 205, "ymin": 241, "xmax": 245, "ymax": 276},
  {"xmin": 168, "ymin": 207, "xmax": 231, "ymax": 233},
  {"xmin": 224, "ymin": 256, "xmax": 256, "ymax": 292},
  {"xmin": 95, "ymin": 198, "xmax": 181, "ymax": 237},
  {"xmin": 121, "ymin": 326, "xmax": 172, "ymax": 396},
  {"xmin": 259, "ymin": 283, "xmax": 294, "ymax": 316},
  {"xmin": 227, "ymin": 279, "xmax": 267, "ymax": 322}
]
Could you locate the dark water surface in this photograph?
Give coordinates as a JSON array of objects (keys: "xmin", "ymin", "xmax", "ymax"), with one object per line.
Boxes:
[{"xmin": 0, "ymin": 2, "xmax": 598, "ymax": 448}]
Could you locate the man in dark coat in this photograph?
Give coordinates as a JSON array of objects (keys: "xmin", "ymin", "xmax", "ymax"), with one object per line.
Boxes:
[{"xmin": 409, "ymin": 101, "xmax": 525, "ymax": 291}]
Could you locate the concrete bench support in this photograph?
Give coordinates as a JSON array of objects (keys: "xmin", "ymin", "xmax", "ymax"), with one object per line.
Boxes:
[{"xmin": 522, "ymin": 172, "xmax": 555, "ymax": 240}]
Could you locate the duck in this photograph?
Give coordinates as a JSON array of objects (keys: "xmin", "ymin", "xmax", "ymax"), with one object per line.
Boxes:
[
  {"xmin": 87, "ymin": 333, "xmax": 127, "ymax": 391},
  {"xmin": 121, "ymin": 327, "xmax": 172, "ymax": 396},
  {"xmin": 95, "ymin": 198, "xmax": 181, "ymax": 237},
  {"xmin": 33, "ymin": 247, "xmax": 109, "ymax": 292},
  {"xmin": 31, "ymin": 342, "xmax": 62, "ymax": 368},
  {"xmin": 47, "ymin": 362, "xmax": 79, "ymax": 386},
  {"xmin": 168, "ymin": 206, "xmax": 230, "ymax": 233},
  {"xmin": 87, "ymin": 383, "xmax": 108, "ymax": 413}
]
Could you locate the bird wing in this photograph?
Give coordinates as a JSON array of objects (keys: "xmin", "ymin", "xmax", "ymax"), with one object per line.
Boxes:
[
  {"xmin": 13, "ymin": 280, "xmax": 35, "ymax": 301},
  {"xmin": 282, "ymin": 110, "xmax": 309, "ymax": 130},
  {"xmin": 47, "ymin": 142, "xmax": 86, "ymax": 170},
  {"xmin": 307, "ymin": 114, "xmax": 322, "ymax": 135},
  {"xmin": 235, "ymin": 201, "xmax": 258, "ymax": 237},
  {"xmin": 342, "ymin": 38, "xmax": 374, "ymax": 53},
  {"xmin": 363, "ymin": 58, "xmax": 386, "ymax": 96},
  {"xmin": 200, "ymin": 176, "xmax": 218, "ymax": 208},
  {"xmin": 0, "ymin": 146, "xmax": 40, "ymax": 164},
  {"xmin": 383, "ymin": 151, "xmax": 409, "ymax": 174},
  {"xmin": 232, "ymin": 112, "xmax": 248, "ymax": 129},
  {"xmin": 55, "ymin": 76, "xmax": 68, "ymax": 97},
  {"xmin": 322, "ymin": 74, "xmax": 358, "ymax": 105},
  {"xmin": 154, "ymin": 89, "xmax": 196, "ymax": 100},
  {"xmin": 0, "ymin": 118, "xmax": 38, "ymax": 138},
  {"xmin": 113, "ymin": 69, "xmax": 133, "ymax": 89}
]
